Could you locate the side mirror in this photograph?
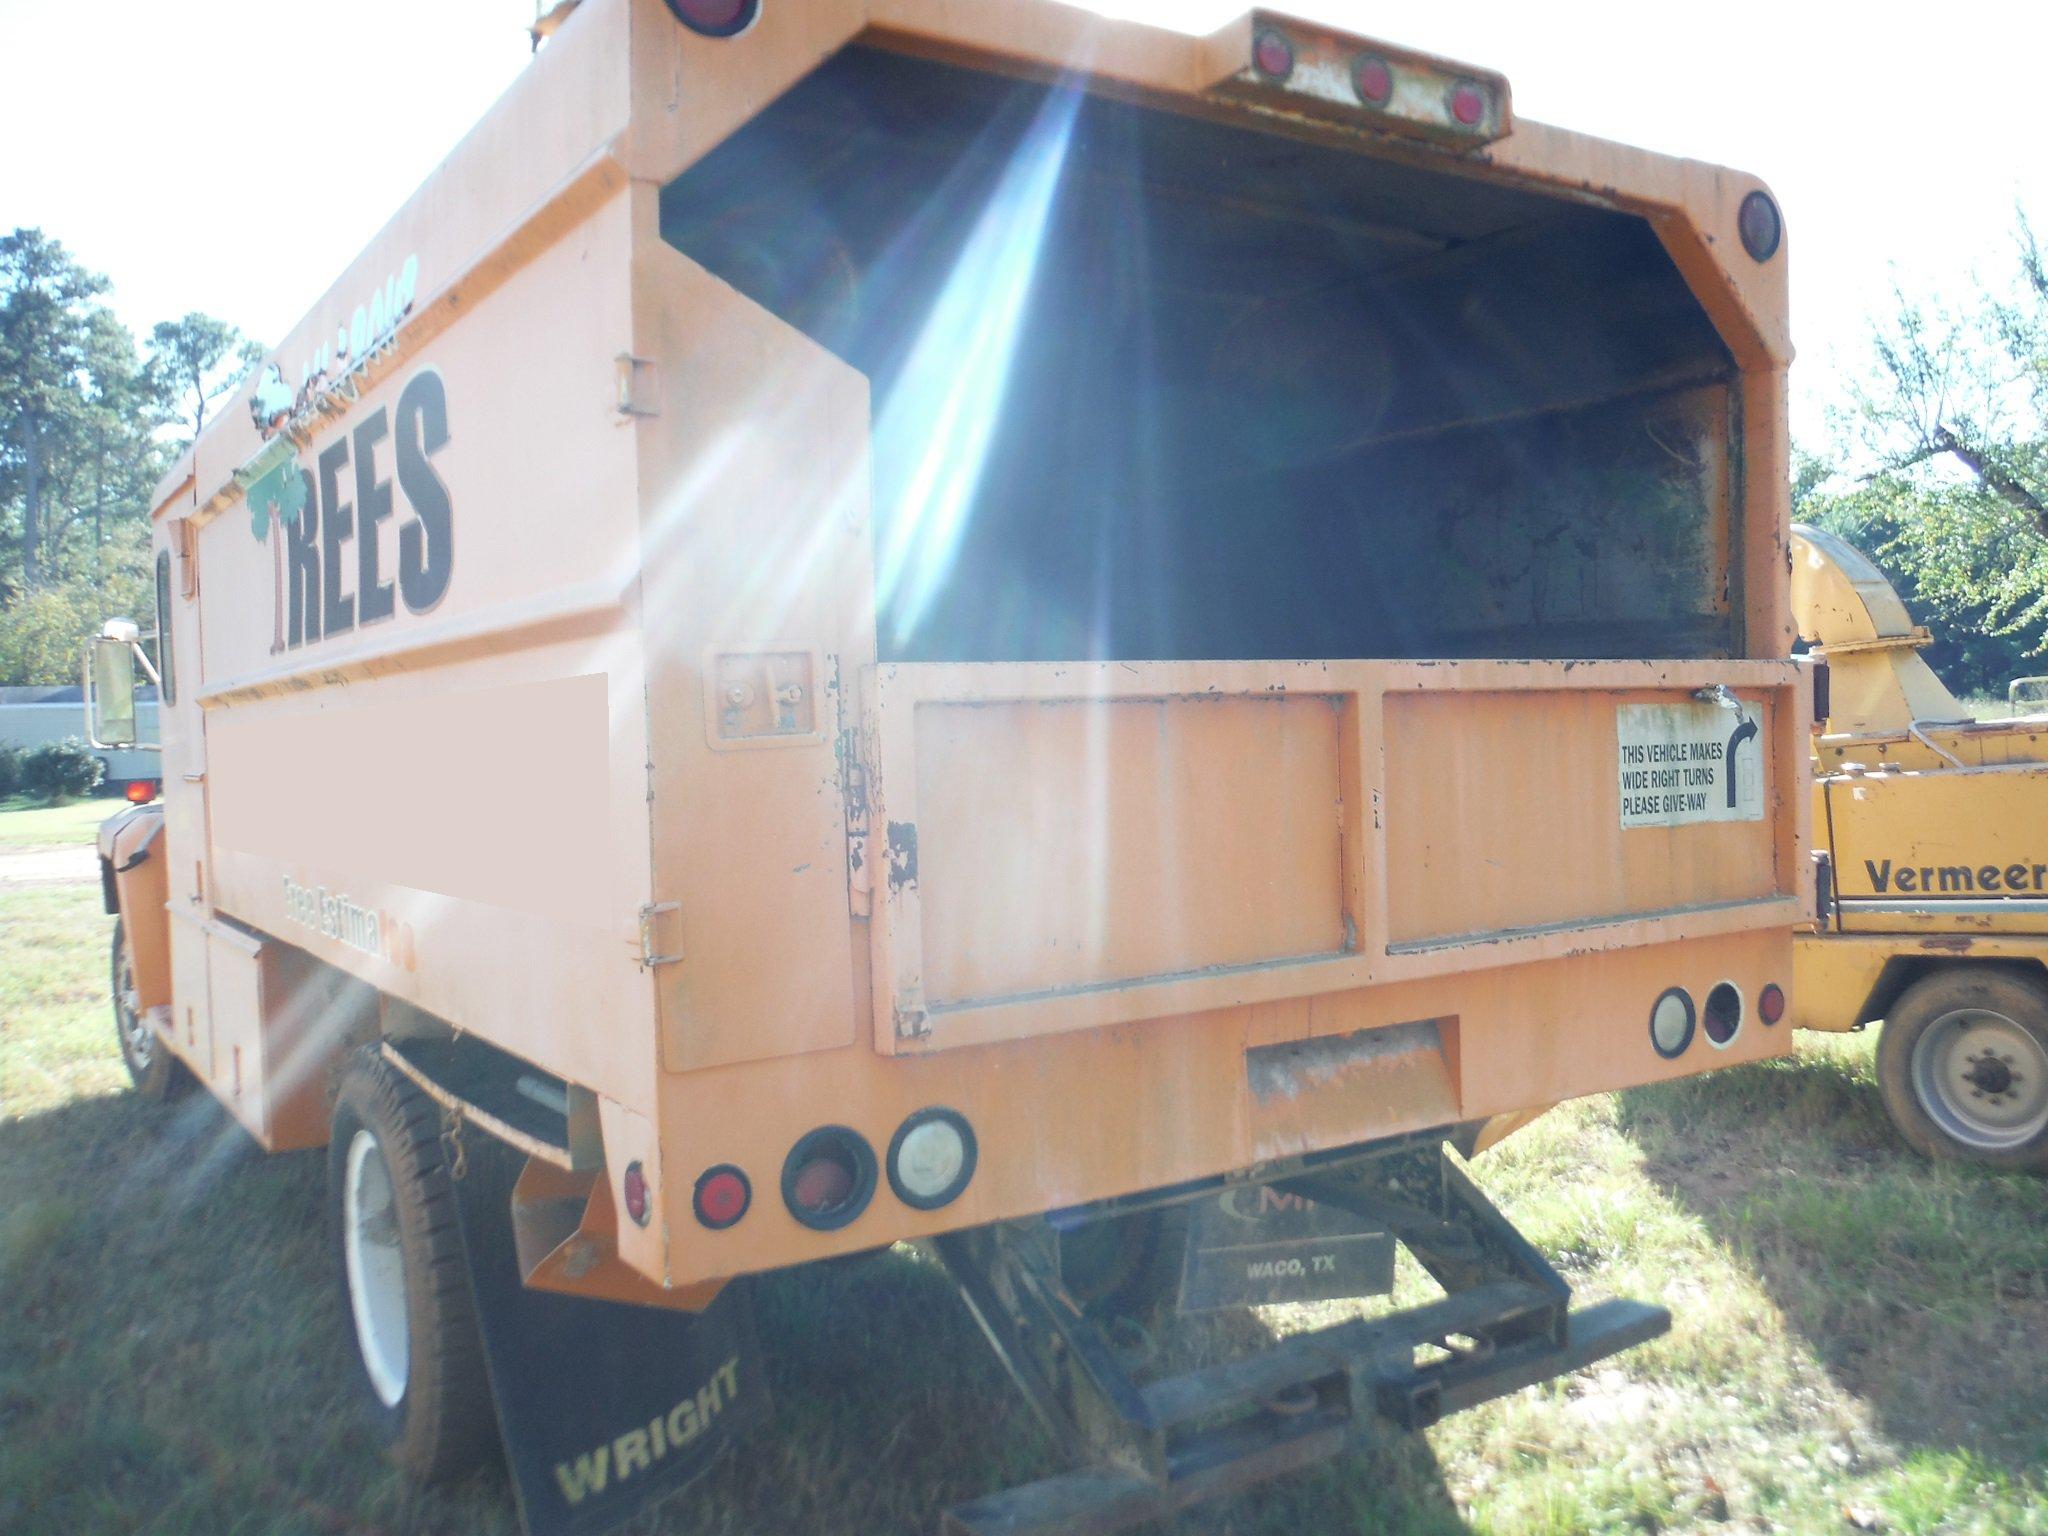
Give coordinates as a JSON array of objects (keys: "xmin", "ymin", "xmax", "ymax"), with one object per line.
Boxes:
[
  {"xmin": 85, "ymin": 619, "xmax": 159, "ymax": 752},
  {"xmin": 89, "ymin": 635, "xmax": 139, "ymax": 747}
]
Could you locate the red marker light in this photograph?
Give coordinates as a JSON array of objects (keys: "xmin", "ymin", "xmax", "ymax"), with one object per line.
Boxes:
[
  {"xmin": 1450, "ymin": 83, "xmax": 1486, "ymax": 126},
  {"xmin": 1354, "ymin": 56, "xmax": 1394, "ymax": 106},
  {"xmin": 1253, "ymin": 30, "xmax": 1295, "ymax": 82},
  {"xmin": 693, "ymin": 1165, "xmax": 752, "ymax": 1230},
  {"xmin": 1758, "ymin": 983, "xmax": 1786, "ymax": 1025},
  {"xmin": 125, "ymin": 780, "xmax": 159, "ymax": 805},
  {"xmin": 622, "ymin": 1161, "xmax": 651, "ymax": 1227}
]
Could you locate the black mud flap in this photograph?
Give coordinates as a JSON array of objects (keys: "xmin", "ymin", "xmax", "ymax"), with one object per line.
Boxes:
[{"xmin": 453, "ymin": 1160, "xmax": 771, "ymax": 1536}]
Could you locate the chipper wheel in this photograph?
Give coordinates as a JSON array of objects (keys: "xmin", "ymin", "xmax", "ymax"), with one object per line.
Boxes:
[
  {"xmin": 328, "ymin": 1050, "xmax": 498, "ymax": 1481},
  {"xmin": 112, "ymin": 917, "xmax": 188, "ymax": 1101},
  {"xmin": 1878, "ymin": 968, "xmax": 2048, "ymax": 1172}
]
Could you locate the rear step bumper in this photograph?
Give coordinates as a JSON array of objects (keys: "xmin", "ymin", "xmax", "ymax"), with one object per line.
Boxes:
[
  {"xmin": 934, "ymin": 1137, "xmax": 1671, "ymax": 1536},
  {"xmin": 943, "ymin": 1299, "xmax": 1666, "ymax": 1536}
]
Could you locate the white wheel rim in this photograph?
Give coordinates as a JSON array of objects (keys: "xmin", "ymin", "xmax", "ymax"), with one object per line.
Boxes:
[
  {"xmin": 1911, "ymin": 1008, "xmax": 2048, "ymax": 1153},
  {"xmin": 343, "ymin": 1128, "xmax": 410, "ymax": 1408},
  {"xmin": 116, "ymin": 942, "xmax": 152, "ymax": 1070}
]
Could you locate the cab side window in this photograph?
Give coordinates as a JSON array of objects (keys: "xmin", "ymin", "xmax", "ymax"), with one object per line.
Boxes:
[{"xmin": 155, "ymin": 548, "xmax": 176, "ymax": 706}]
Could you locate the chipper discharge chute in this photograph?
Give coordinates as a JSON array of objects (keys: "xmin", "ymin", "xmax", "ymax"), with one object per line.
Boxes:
[{"xmin": 89, "ymin": 1, "xmax": 1810, "ymax": 1529}]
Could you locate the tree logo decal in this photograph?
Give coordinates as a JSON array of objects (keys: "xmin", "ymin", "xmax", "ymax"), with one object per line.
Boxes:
[{"xmin": 240, "ymin": 432, "xmax": 308, "ymax": 656}]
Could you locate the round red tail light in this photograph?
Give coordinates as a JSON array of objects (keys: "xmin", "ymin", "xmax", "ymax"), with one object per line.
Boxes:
[
  {"xmin": 125, "ymin": 780, "xmax": 159, "ymax": 804},
  {"xmin": 622, "ymin": 1161, "xmax": 651, "ymax": 1227},
  {"xmin": 1758, "ymin": 983, "xmax": 1786, "ymax": 1026},
  {"xmin": 1253, "ymin": 30, "xmax": 1295, "ymax": 83},
  {"xmin": 693, "ymin": 1164, "xmax": 752, "ymax": 1229},
  {"xmin": 1353, "ymin": 56, "xmax": 1394, "ymax": 106},
  {"xmin": 1450, "ymin": 83, "xmax": 1487, "ymax": 127},
  {"xmin": 781, "ymin": 1127, "xmax": 877, "ymax": 1231},
  {"xmin": 662, "ymin": 0, "xmax": 758, "ymax": 38}
]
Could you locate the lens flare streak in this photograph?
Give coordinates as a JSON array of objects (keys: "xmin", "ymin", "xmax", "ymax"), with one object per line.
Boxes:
[{"xmin": 872, "ymin": 83, "xmax": 1085, "ymax": 649}]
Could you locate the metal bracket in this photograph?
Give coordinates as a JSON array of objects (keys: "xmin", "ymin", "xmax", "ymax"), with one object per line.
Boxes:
[
  {"xmin": 935, "ymin": 1139, "xmax": 1668, "ymax": 1536},
  {"xmin": 615, "ymin": 353, "xmax": 661, "ymax": 418},
  {"xmin": 637, "ymin": 901, "xmax": 683, "ymax": 967},
  {"xmin": 841, "ymin": 730, "xmax": 872, "ymax": 917}
]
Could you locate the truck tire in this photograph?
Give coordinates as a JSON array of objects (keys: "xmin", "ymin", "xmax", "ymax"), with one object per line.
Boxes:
[
  {"xmin": 113, "ymin": 918, "xmax": 188, "ymax": 1101},
  {"xmin": 1059, "ymin": 1206, "xmax": 1189, "ymax": 1319},
  {"xmin": 1878, "ymin": 968, "xmax": 2048, "ymax": 1173},
  {"xmin": 328, "ymin": 1050, "xmax": 499, "ymax": 1481}
]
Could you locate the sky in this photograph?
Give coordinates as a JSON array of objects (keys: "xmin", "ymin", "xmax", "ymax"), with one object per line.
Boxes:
[{"xmin": 4, "ymin": 0, "xmax": 2045, "ymax": 451}]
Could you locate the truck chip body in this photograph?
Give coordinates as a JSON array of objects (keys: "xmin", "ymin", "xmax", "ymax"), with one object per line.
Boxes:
[{"xmin": 94, "ymin": 1, "xmax": 1811, "ymax": 1525}]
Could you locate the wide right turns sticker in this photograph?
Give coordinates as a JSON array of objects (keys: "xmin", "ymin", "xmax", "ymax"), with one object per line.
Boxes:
[{"xmin": 1616, "ymin": 700, "xmax": 1764, "ymax": 829}]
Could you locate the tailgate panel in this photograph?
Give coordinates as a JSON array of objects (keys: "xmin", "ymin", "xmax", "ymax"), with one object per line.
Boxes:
[
  {"xmin": 915, "ymin": 694, "xmax": 1347, "ymax": 1007},
  {"xmin": 867, "ymin": 660, "xmax": 1804, "ymax": 1054},
  {"xmin": 1384, "ymin": 689, "xmax": 1780, "ymax": 947}
]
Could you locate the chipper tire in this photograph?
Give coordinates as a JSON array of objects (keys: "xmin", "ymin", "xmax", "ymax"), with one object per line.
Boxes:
[
  {"xmin": 113, "ymin": 917, "xmax": 189, "ymax": 1101},
  {"xmin": 1878, "ymin": 968, "xmax": 2048, "ymax": 1173},
  {"xmin": 329, "ymin": 1050, "xmax": 499, "ymax": 1482}
]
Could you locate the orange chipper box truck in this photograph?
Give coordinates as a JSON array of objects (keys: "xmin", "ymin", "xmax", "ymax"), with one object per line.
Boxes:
[{"xmin": 85, "ymin": 2, "xmax": 1811, "ymax": 1530}]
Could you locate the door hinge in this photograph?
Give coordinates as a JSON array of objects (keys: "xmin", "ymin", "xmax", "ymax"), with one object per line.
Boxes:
[
  {"xmin": 638, "ymin": 901, "xmax": 683, "ymax": 967},
  {"xmin": 615, "ymin": 354, "xmax": 661, "ymax": 418},
  {"xmin": 841, "ymin": 729, "xmax": 872, "ymax": 917}
]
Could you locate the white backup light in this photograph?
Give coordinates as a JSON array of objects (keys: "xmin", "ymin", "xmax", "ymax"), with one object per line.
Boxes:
[
  {"xmin": 887, "ymin": 1108, "xmax": 978, "ymax": 1210},
  {"xmin": 1650, "ymin": 988, "xmax": 1696, "ymax": 1059}
]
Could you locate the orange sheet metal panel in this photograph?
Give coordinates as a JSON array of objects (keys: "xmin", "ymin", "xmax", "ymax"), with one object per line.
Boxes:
[
  {"xmin": 190, "ymin": 189, "xmax": 665, "ymax": 1118},
  {"xmin": 632, "ymin": 239, "xmax": 871, "ymax": 1074},
  {"xmin": 1384, "ymin": 689, "xmax": 1781, "ymax": 947},
  {"xmin": 913, "ymin": 692, "xmax": 1347, "ymax": 1007},
  {"xmin": 648, "ymin": 926, "xmax": 1794, "ymax": 1286}
]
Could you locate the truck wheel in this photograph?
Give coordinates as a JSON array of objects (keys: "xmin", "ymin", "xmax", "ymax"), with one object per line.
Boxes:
[
  {"xmin": 1879, "ymin": 969, "xmax": 2048, "ymax": 1172},
  {"xmin": 113, "ymin": 918, "xmax": 187, "ymax": 1100},
  {"xmin": 328, "ymin": 1051, "xmax": 498, "ymax": 1481},
  {"xmin": 1059, "ymin": 1206, "xmax": 1189, "ymax": 1319}
]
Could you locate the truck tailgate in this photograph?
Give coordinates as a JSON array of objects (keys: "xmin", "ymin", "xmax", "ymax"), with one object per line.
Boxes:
[{"xmin": 864, "ymin": 659, "xmax": 1806, "ymax": 1053}]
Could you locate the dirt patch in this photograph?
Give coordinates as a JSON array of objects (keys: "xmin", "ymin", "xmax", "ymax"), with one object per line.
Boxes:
[{"xmin": 0, "ymin": 846, "xmax": 95, "ymax": 887}]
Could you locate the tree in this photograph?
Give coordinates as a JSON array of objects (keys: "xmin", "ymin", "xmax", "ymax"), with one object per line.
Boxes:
[
  {"xmin": 148, "ymin": 312, "xmax": 263, "ymax": 448},
  {"xmin": 0, "ymin": 226, "xmax": 257, "ymax": 682},
  {"xmin": 1823, "ymin": 211, "xmax": 2048, "ymax": 689},
  {"xmin": 0, "ymin": 229, "xmax": 109, "ymax": 589}
]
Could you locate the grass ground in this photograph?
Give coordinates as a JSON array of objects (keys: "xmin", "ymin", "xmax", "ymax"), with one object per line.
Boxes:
[
  {"xmin": 2, "ymin": 803, "xmax": 2045, "ymax": 1535},
  {"xmin": 0, "ymin": 794, "xmax": 117, "ymax": 849}
]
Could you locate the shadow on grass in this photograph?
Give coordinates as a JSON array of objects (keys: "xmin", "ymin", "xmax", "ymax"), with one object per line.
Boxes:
[
  {"xmin": 0, "ymin": 1085, "xmax": 1473, "ymax": 1536},
  {"xmin": 1616, "ymin": 1036, "xmax": 2048, "ymax": 1480}
]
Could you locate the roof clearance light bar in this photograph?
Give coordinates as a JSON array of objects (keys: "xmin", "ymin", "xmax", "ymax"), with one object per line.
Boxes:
[{"xmin": 1228, "ymin": 13, "xmax": 1513, "ymax": 150}]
